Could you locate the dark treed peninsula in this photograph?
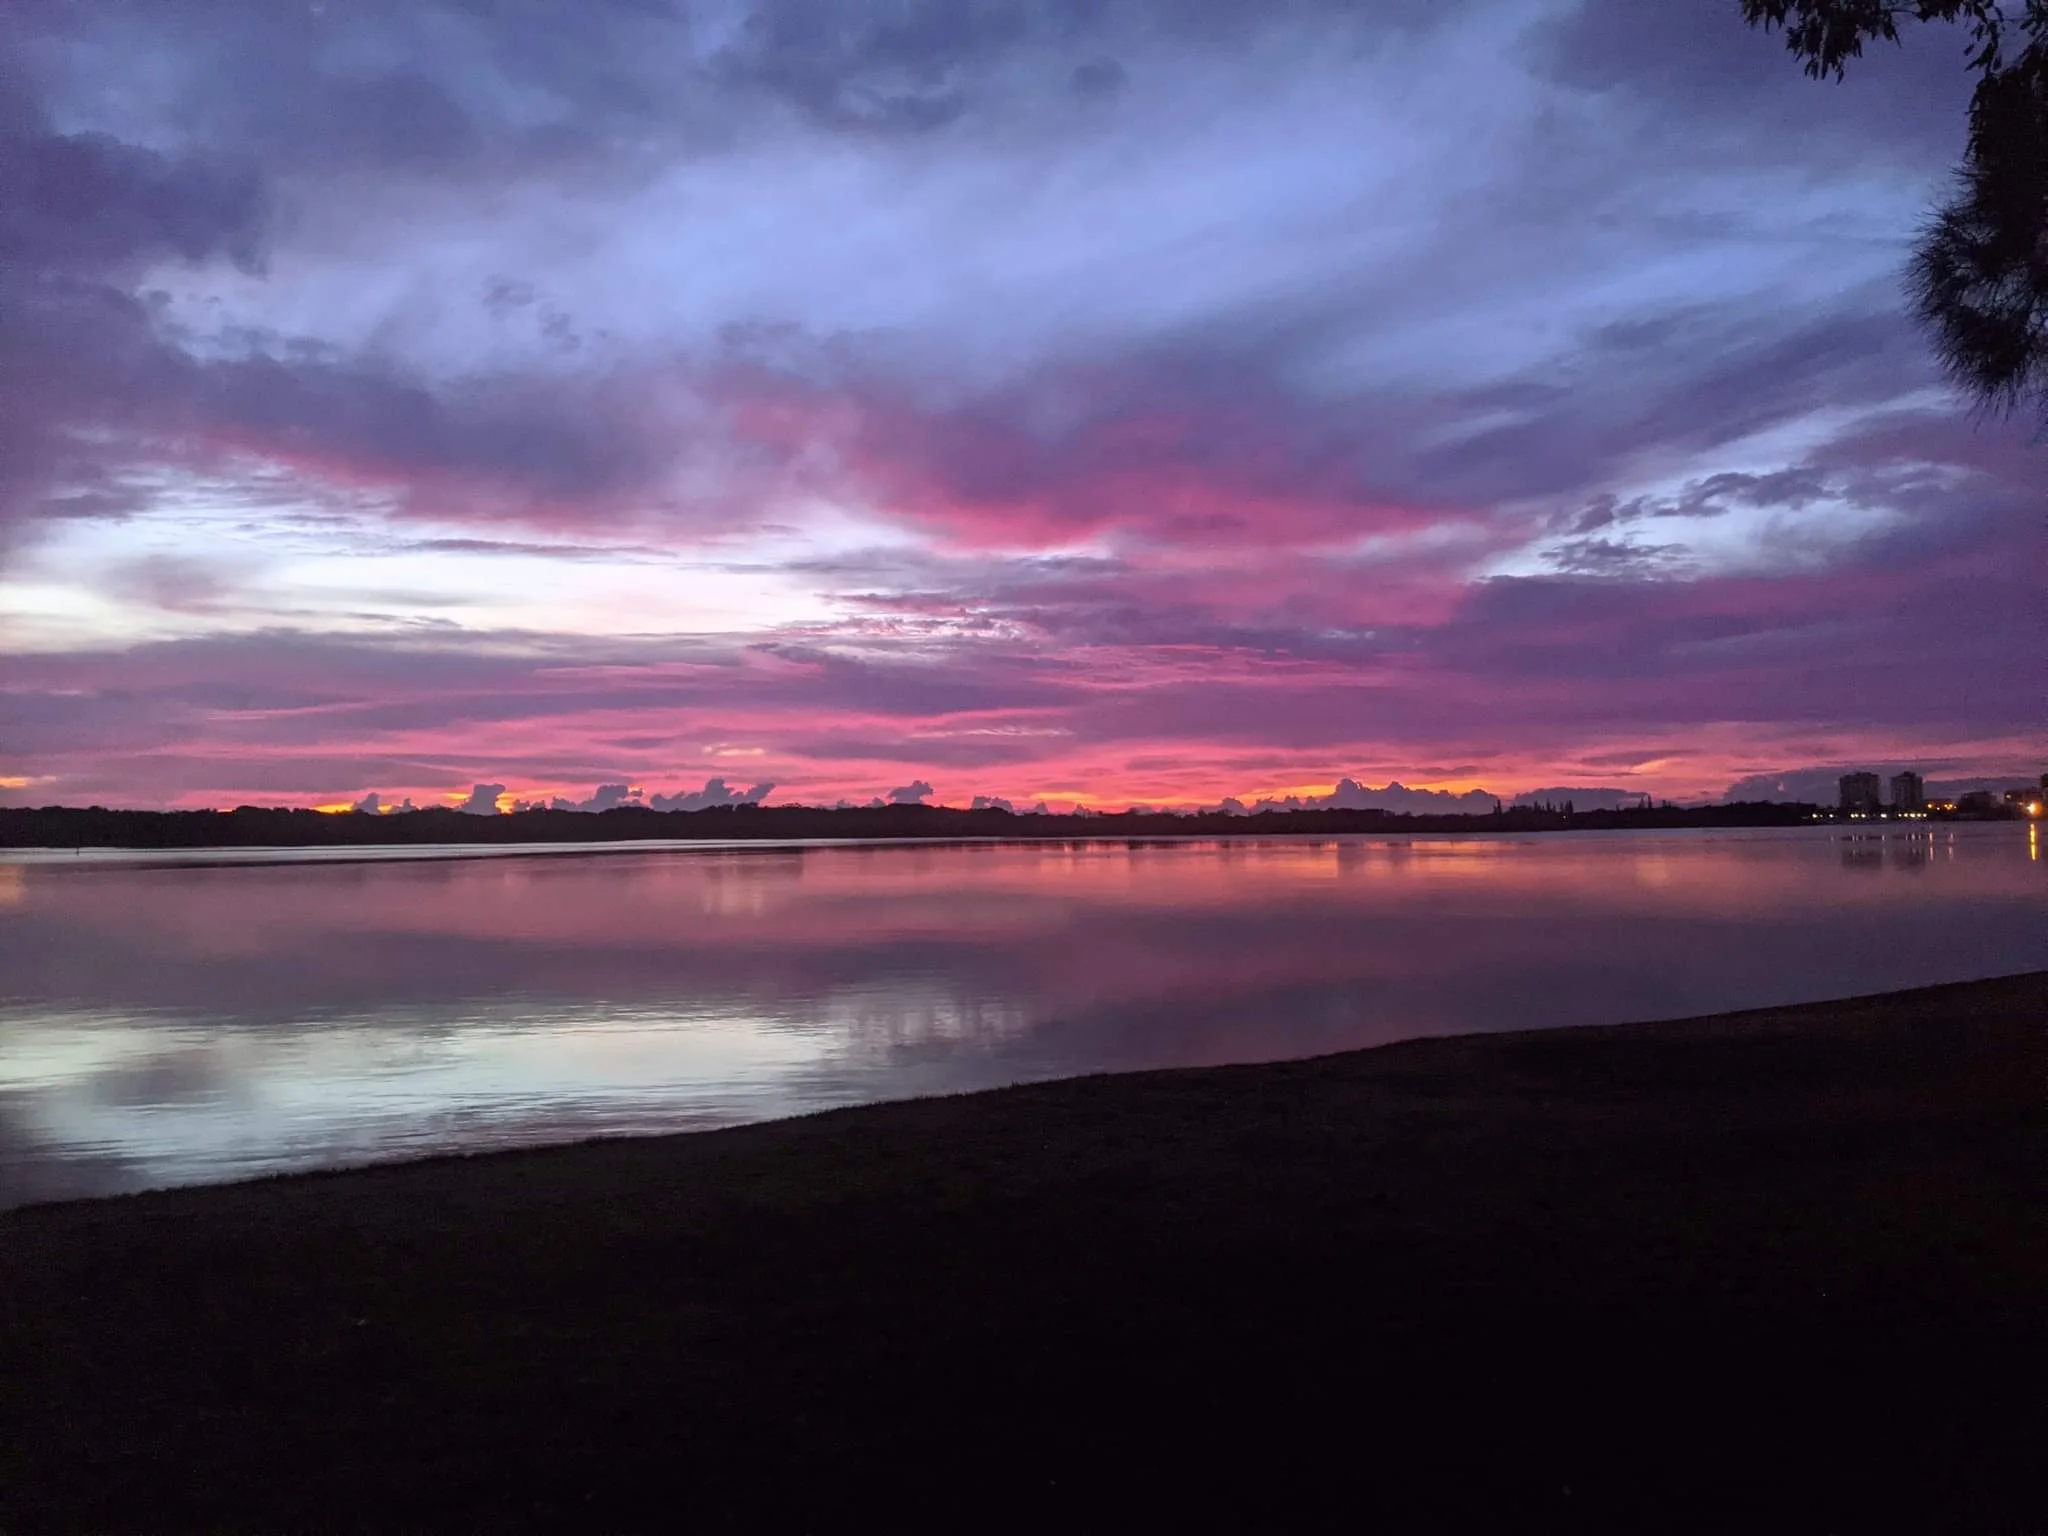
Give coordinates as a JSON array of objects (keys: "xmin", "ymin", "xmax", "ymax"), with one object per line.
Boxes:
[{"xmin": 0, "ymin": 799, "xmax": 1849, "ymax": 850}]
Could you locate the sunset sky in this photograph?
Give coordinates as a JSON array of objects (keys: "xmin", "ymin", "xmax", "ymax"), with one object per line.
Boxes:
[{"xmin": 3, "ymin": 0, "xmax": 2040, "ymax": 812}]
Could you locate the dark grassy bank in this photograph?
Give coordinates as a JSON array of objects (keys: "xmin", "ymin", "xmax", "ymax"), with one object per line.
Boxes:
[
  {"xmin": 0, "ymin": 797, "xmax": 1835, "ymax": 850},
  {"xmin": 4, "ymin": 975, "xmax": 2044, "ymax": 1533}
]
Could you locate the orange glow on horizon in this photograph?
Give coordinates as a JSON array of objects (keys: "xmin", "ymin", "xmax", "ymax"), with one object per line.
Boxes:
[{"xmin": 108, "ymin": 741, "xmax": 2048, "ymax": 818}]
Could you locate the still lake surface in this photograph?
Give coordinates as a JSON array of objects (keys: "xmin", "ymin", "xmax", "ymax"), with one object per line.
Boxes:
[{"xmin": 2, "ymin": 824, "xmax": 2042, "ymax": 1207}]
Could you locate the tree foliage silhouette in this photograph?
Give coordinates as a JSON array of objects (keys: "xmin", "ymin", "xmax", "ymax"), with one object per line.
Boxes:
[{"xmin": 1743, "ymin": 1, "xmax": 2047, "ymax": 424}]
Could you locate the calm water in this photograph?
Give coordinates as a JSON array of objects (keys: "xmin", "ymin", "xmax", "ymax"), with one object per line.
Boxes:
[{"xmin": 1, "ymin": 825, "xmax": 2041, "ymax": 1207}]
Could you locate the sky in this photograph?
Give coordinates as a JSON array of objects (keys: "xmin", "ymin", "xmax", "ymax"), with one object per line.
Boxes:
[{"xmin": 1, "ymin": 0, "xmax": 2040, "ymax": 814}]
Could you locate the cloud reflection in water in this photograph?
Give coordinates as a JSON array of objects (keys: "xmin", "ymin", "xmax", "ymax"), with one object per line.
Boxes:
[{"xmin": 0, "ymin": 827, "xmax": 2041, "ymax": 1205}]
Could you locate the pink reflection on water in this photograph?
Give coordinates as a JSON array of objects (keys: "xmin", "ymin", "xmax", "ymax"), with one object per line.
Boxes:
[{"xmin": 0, "ymin": 827, "xmax": 2041, "ymax": 1205}]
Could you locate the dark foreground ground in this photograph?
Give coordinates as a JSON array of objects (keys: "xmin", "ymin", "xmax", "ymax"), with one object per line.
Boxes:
[{"xmin": 4, "ymin": 975, "xmax": 2044, "ymax": 1533}]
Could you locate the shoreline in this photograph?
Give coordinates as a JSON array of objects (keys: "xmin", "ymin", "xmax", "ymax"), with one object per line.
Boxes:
[
  {"xmin": 5, "ymin": 973, "xmax": 2044, "ymax": 1529},
  {"xmin": 10, "ymin": 966, "xmax": 2044, "ymax": 1214},
  {"xmin": 1, "ymin": 797, "xmax": 1867, "ymax": 856}
]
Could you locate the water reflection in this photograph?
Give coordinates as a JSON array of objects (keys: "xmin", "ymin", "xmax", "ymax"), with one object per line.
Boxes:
[
  {"xmin": 1, "ymin": 827, "xmax": 2041, "ymax": 1205},
  {"xmin": 1889, "ymin": 838, "xmax": 1932, "ymax": 871}
]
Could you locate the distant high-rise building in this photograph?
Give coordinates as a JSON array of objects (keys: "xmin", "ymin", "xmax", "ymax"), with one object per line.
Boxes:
[
  {"xmin": 1838, "ymin": 772, "xmax": 1882, "ymax": 815},
  {"xmin": 1889, "ymin": 771, "xmax": 1925, "ymax": 812}
]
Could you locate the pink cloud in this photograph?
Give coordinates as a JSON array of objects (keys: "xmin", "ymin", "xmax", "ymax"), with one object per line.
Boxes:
[{"xmin": 7, "ymin": 475, "xmax": 2038, "ymax": 812}]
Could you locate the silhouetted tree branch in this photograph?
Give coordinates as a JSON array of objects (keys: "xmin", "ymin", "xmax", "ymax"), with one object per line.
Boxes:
[{"xmin": 1744, "ymin": 0, "xmax": 2048, "ymax": 425}]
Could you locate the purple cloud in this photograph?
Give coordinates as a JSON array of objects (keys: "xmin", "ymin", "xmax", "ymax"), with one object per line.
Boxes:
[
  {"xmin": 647, "ymin": 779, "xmax": 776, "ymax": 812},
  {"xmin": 0, "ymin": 0, "xmax": 2036, "ymax": 811},
  {"xmin": 455, "ymin": 783, "xmax": 506, "ymax": 815}
]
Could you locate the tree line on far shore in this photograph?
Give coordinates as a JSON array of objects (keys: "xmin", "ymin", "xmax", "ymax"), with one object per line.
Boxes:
[{"xmin": 1, "ymin": 799, "xmax": 1845, "ymax": 850}]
